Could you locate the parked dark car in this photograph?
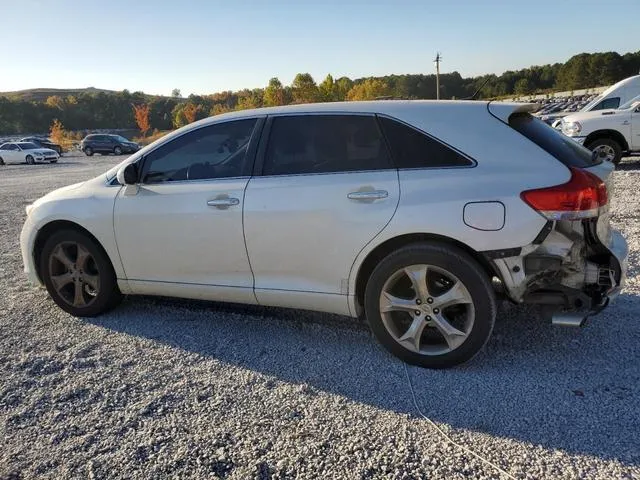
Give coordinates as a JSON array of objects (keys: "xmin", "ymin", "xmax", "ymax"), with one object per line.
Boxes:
[
  {"xmin": 80, "ymin": 134, "xmax": 140, "ymax": 156},
  {"xmin": 20, "ymin": 137, "xmax": 63, "ymax": 154}
]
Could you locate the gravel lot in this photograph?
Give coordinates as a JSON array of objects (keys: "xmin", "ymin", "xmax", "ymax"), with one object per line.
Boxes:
[{"xmin": 1, "ymin": 153, "xmax": 639, "ymax": 479}]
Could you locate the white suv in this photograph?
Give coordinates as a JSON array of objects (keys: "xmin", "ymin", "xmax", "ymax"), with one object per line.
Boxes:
[{"xmin": 20, "ymin": 101, "xmax": 628, "ymax": 368}]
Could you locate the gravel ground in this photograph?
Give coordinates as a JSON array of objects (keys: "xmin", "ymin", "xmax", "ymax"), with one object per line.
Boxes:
[{"xmin": 1, "ymin": 153, "xmax": 639, "ymax": 480}]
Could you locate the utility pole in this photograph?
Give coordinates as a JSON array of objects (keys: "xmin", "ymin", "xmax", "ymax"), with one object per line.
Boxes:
[{"xmin": 434, "ymin": 52, "xmax": 442, "ymax": 100}]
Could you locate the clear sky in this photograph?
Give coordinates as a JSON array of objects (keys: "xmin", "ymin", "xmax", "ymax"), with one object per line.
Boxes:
[{"xmin": 1, "ymin": 0, "xmax": 638, "ymax": 96}]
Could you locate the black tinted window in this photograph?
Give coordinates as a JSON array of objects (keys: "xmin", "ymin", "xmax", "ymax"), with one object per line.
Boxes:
[
  {"xmin": 593, "ymin": 97, "xmax": 620, "ymax": 110},
  {"xmin": 378, "ymin": 117, "xmax": 472, "ymax": 169},
  {"xmin": 142, "ymin": 119, "xmax": 257, "ymax": 183},
  {"xmin": 263, "ymin": 115, "xmax": 391, "ymax": 175},
  {"xmin": 509, "ymin": 113, "xmax": 599, "ymax": 167}
]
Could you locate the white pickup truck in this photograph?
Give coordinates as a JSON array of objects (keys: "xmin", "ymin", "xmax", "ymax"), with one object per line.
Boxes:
[{"xmin": 560, "ymin": 95, "xmax": 640, "ymax": 164}]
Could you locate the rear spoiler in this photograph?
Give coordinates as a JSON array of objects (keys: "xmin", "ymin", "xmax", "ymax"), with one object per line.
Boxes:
[{"xmin": 487, "ymin": 101, "xmax": 541, "ymax": 124}]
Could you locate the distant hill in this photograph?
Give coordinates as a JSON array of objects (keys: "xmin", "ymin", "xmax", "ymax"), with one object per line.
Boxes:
[
  {"xmin": 0, "ymin": 87, "xmax": 122, "ymax": 102},
  {"xmin": 0, "ymin": 87, "xmax": 177, "ymax": 102}
]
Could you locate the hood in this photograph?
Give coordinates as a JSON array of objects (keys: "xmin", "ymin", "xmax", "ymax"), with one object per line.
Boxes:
[
  {"xmin": 29, "ymin": 148, "xmax": 57, "ymax": 155},
  {"xmin": 32, "ymin": 181, "xmax": 85, "ymax": 207},
  {"xmin": 562, "ymin": 109, "xmax": 623, "ymax": 123}
]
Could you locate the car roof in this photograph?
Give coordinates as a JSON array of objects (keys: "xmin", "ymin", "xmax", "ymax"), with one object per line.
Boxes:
[
  {"xmin": 188, "ymin": 99, "xmax": 537, "ymax": 126},
  {"xmin": 203, "ymin": 100, "xmax": 486, "ymax": 121}
]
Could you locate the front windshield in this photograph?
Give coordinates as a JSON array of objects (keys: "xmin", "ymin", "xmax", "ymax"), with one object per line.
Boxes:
[
  {"xmin": 113, "ymin": 135, "xmax": 130, "ymax": 143},
  {"xmin": 580, "ymin": 95, "xmax": 602, "ymax": 112},
  {"xmin": 17, "ymin": 142, "xmax": 39, "ymax": 150},
  {"xmin": 619, "ymin": 94, "xmax": 640, "ymax": 110}
]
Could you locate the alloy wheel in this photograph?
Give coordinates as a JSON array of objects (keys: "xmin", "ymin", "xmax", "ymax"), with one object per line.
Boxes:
[
  {"xmin": 593, "ymin": 144, "xmax": 616, "ymax": 162},
  {"xmin": 48, "ymin": 241, "xmax": 100, "ymax": 308},
  {"xmin": 379, "ymin": 264, "xmax": 475, "ymax": 355}
]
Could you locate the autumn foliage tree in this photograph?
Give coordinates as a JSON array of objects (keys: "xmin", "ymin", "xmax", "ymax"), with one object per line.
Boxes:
[
  {"xmin": 347, "ymin": 79, "xmax": 392, "ymax": 100},
  {"xmin": 183, "ymin": 103, "xmax": 200, "ymax": 124},
  {"xmin": 132, "ymin": 103, "xmax": 151, "ymax": 137},
  {"xmin": 49, "ymin": 119, "xmax": 66, "ymax": 150}
]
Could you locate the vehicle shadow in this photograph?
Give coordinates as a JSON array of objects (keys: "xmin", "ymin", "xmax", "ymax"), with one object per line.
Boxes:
[
  {"xmin": 617, "ymin": 157, "xmax": 640, "ymax": 171},
  {"xmin": 87, "ymin": 292, "xmax": 640, "ymax": 468}
]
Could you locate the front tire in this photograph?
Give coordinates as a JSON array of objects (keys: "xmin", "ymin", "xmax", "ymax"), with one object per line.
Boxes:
[
  {"xmin": 26, "ymin": 155, "xmax": 35, "ymax": 165},
  {"xmin": 364, "ymin": 243, "xmax": 496, "ymax": 369},
  {"xmin": 84, "ymin": 147, "xmax": 94, "ymax": 156},
  {"xmin": 40, "ymin": 230, "xmax": 123, "ymax": 317},
  {"xmin": 587, "ymin": 138, "xmax": 622, "ymax": 165},
  {"xmin": 114, "ymin": 146, "xmax": 123, "ymax": 155},
  {"xmin": 0, "ymin": 156, "xmax": 4, "ymax": 166}
]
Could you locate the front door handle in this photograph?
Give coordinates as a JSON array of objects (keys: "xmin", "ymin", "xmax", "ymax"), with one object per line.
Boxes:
[
  {"xmin": 622, "ymin": 120, "xmax": 630, "ymax": 126},
  {"xmin": 207, "ymin": 197, "xmax": 240, "ymax": 208},
  {"xmin": 347, "ymin": 190, "xmax": 389, "ymax": 201}
]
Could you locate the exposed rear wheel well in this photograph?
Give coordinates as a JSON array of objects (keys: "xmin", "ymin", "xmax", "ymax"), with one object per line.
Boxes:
[
  {"xmin": 33, "ymin": 220, "xmax": 112, "ymax": 283},
  {"xmin": 585, "ymin": 130, "xmax": 629, "ymax": 152},
  {"xmin": 354, "ymin": 233, "xmax": 499, "ymax": 314}
]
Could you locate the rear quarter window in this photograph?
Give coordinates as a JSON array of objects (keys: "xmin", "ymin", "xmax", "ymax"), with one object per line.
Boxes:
[
  {"xmin": 508, "ymin": 113, "xmax": 600, "ymax": 168},
  {"xmin": 378, "ymin": 116, "xmax": 473, "ymax": 169}
]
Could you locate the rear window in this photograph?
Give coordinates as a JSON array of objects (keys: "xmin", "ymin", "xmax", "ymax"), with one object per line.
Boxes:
[{"xmin": 508, "ymin": 113, "xmax": 600, "ymax": 167}]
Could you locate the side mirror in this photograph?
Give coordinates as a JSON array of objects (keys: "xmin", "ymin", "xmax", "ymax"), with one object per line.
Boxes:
[{"xmin": 117, "ymin": 163, "xmax": 138, "ymax": 185}]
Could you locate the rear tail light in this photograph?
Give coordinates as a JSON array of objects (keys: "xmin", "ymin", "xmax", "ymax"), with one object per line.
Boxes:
[{"xmin": 520, "ymin": 167, "xmax": 607, "ymax": 221}]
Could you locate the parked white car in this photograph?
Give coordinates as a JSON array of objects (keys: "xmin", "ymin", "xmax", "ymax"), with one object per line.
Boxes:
[
  {"xmin": 20, "ymin": 101, "xmax": 628, "ymax": 368},
  {"xmin": 0, "ymin": 141, "xmax": 59, "ymax": 165},
  {"xmin": 560, "ymin": 95, "xmax": 640, "ymax": 164}
]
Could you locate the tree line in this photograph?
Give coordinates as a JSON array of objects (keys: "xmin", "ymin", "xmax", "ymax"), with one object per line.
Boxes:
[{"xmin": 0, "ymin": 50, "xmax": 638, "ymax": 135}]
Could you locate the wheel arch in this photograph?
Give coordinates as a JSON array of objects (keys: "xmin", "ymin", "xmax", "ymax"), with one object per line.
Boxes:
[
  {"xmin": 352, "ymin": 233, "xmax": 500, "ymax": 315},
  {"xmin": 584, "ymin": 129, "xmax": 629, "ymax": 152},
  {"xmin": 33, "ymin": 220, "xmax": 115, "ymax": 284}
]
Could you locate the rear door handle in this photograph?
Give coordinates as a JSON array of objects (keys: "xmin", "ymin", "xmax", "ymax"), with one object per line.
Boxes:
[
  {"xmin": 347, "ymin": 190, "xmax": 389, "ymax": 201},
  {"xmin": 621, "ymin": 120, "xmax": 630, "ymax": 125},
  {"xmin": 207, "ymin": 197, "xmax": 240, "ymax": 208}
]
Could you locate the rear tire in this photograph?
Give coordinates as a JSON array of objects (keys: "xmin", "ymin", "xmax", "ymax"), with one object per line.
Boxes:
[
  {"xmin": 364, "ymin": 242, "xmax": 496, "ymax": 369},
  {"xmin": 587, "ymin": 138, "xmax": 622, "ymax": 165},
  {"xmin": 84, "ymin": 147, "xmax": 93, "ymax": 156},
  {"xmin": 40, "ymin": 230, "xmax": 123, "ymax": 317},
  {"xmin": 0, "ymin": 156, "xmax": 4, "ymax": 166}
]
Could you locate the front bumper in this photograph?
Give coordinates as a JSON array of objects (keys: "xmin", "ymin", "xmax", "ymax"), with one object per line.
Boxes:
[
  {"xmin": 20, "ymin": 215, "xmax": 42, "ymax": 286},
  {"xmin": 567, "ymin": 135, "xmax": 587, "ymax": 145}
]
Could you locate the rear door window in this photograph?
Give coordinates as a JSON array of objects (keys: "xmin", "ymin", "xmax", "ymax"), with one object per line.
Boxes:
[
  {"xmin": 509, "ymin": 113, "xmax": 600, "ymax": 167},
  {"xmin": 378, "ymin": 116, "xmax": 473, "ymax": 169},
  {"xmin": 262, "ymin": 115, "xmax": 392, "ymax": 175}
]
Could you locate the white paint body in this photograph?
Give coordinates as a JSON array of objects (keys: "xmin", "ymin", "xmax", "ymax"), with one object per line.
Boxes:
[{"xmin": 20, "ymin": 101, "xmax": 626, "ymax": 318}]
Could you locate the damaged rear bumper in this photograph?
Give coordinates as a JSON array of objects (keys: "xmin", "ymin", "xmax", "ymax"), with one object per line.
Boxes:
[{"xmin": 486, "ymin": 219, "xmax": 628, "ymax": 322}]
